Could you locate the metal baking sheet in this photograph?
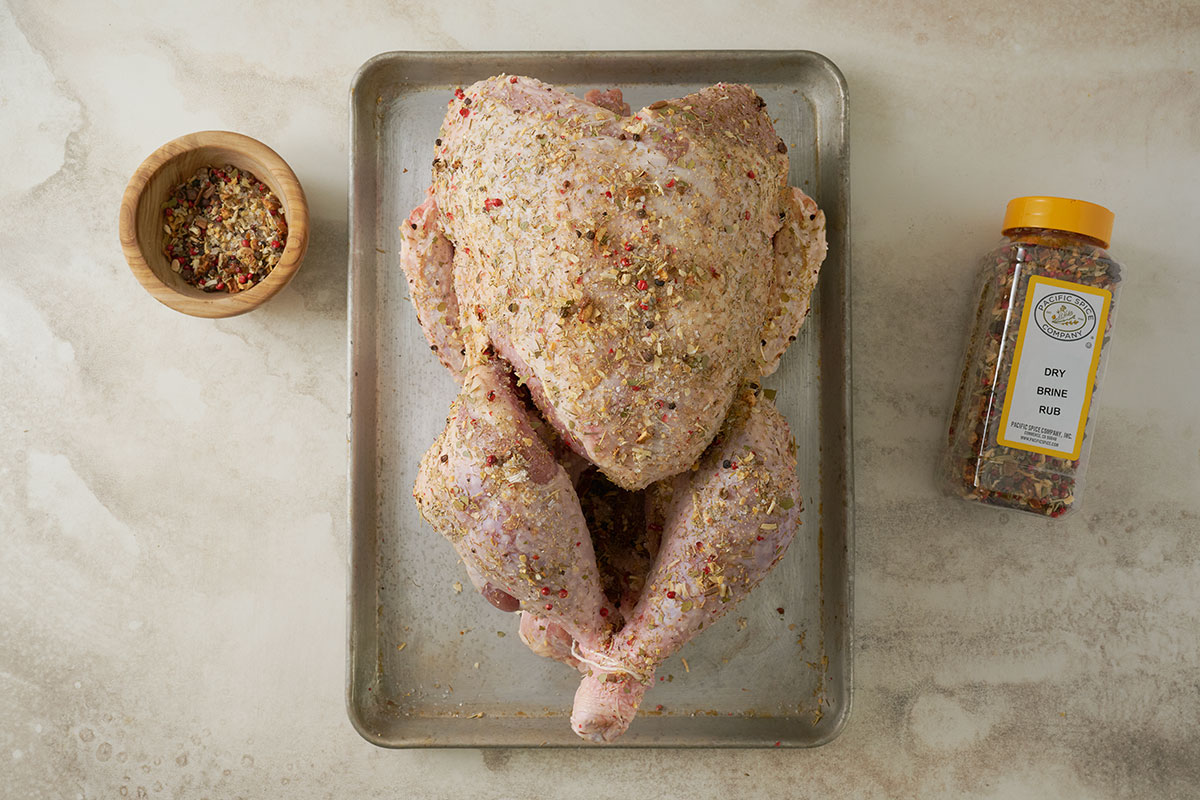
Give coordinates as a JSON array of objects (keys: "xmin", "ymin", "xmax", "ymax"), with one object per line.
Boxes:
[{"xmin": 348, "ymin": 50, "xmax": 852, "ymax": 748}]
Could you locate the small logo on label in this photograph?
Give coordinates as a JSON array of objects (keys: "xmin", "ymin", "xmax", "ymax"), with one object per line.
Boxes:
[{"xmin": 1034, "ymin": 291, "xmax": 1096, "ymax": 341}]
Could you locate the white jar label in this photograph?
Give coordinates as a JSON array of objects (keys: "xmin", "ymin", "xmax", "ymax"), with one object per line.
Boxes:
[{"xmin": 997, "ymin": 276, "xmax": 1111, "ymax": 460}]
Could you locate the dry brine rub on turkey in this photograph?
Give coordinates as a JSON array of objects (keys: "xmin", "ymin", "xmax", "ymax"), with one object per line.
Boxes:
[{"xmin": 404, "ymin": 75, "xmax": 828, "ymax": 743}]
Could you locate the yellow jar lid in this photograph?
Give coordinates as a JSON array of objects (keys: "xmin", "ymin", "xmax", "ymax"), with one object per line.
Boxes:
[{"xmin": 1002, "ymin": 196, "xmax": 1114, "ymax": 247}]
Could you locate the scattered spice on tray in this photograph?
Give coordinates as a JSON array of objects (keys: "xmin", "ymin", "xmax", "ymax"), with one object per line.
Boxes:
[
  {"xmin": 161, "ymin": 165, "xmax": 287, "ymax": 293},
  {"xmin": 943, "ymin": 230, "xmax": 1122, "ymax": 517}
]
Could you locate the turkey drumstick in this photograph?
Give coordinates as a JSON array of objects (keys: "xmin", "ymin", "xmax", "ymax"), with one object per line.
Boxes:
[
  {"xmin": 571, "ymin": 387, "xmax": 804, "ymax": 742},
  {"xmin": 414, "ymin": 362, "xmax": 616, "ymax": 650},
  {"xmin": 519, "ymin": 470, "xmax": 657, "ymax": 668}
]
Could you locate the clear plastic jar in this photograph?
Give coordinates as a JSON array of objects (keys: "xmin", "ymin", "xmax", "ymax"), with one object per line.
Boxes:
[{"xmin": 942, "ymin": 197, "xmax": 1123, "ymax": 518}]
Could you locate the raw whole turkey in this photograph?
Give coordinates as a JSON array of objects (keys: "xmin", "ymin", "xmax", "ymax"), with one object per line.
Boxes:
[{"xmin": 405, "ymin": 74, "xmax": 827, "ymax": 742}]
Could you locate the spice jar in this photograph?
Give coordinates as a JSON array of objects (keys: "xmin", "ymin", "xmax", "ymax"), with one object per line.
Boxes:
[{"xmin": 942, "ymin": 197, "xmax": 1123, "ymax": 518}]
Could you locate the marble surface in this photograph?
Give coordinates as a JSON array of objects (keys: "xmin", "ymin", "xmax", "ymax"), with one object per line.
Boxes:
[{"xmin": 2, "ymin": 1, "xmax": 1198, "ymax": 797}]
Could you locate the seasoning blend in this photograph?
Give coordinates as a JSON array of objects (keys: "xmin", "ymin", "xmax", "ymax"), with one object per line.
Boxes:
[
  {"xmin": 942, "ymin": 197, "xmax": 1123, "ymax": 518},
  {"xmin": 161, "ymin": 165, "xmax": 288, "ymax": 293}
]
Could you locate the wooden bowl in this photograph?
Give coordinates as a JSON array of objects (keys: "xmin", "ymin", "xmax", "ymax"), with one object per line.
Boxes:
[{"xmin": 119, "ymin": 131, "xmax": 309, "ymax": 318}]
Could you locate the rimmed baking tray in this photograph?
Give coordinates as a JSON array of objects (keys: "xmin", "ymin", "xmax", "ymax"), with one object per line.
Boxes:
[{"xmin": 348, "ymin": 50, "xmax": 852, "ymax": 747}]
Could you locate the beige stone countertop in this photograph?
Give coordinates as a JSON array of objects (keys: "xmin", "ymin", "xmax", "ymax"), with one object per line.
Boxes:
[{"xmin": 3, "ymin": 1, "xmax": 1198, "ymax": 798}]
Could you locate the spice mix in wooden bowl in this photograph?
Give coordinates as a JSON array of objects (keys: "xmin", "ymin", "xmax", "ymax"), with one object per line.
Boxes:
[
  {"xmin": 119, "ymin": 130, "xmax": 308, "ymax": 318},
  {"xmin": 161, "ymin": 165, "xmax": 288, "ymax": 293}
]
